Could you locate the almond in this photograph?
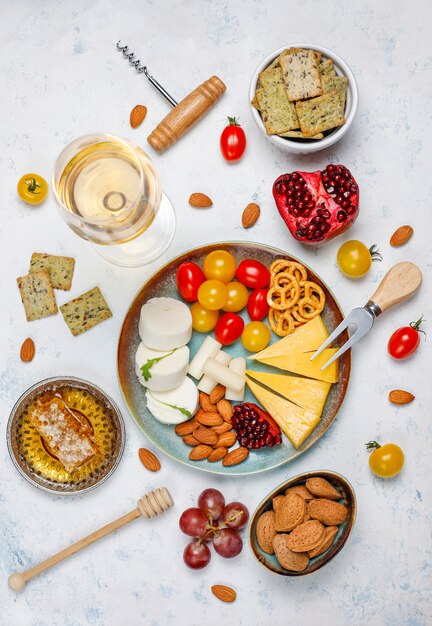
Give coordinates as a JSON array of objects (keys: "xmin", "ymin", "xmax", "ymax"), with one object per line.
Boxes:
[
  {"xmin": 285, "ymin": 519, "xmax": 325, "ymax": 553},
  {"xmin": 222, "ymin": 446, "xmax": 249, "ymax": 467},
  {"xmin": 209, "ymin": 384, "xmax": 226, "ymax": 404},
  {"xmin": 275, "ymin": 493, "xmax": 306, "ymax": 532},
  {"xmin": 308, "ymin": 525, "xmax": 338, "ymax": 558},
  {"xmin": 199, "ymin": 392, "xmax": 217, "ymax": 413},
  {"xmin": 390, "ymin": 225, "xmax": 413, "ymax": 247},
  {"xmin": 189, "ymin": 444, "xmax": 213, "ymax": 461},
  {"xmin": 175, "ymin": 419, "xmax": 198, "ymax": 436},
  {"xmin": 216, "ymin": 431, "xmax": 237, "ymax": 448},
  {"xmin": 305, "ymin": 477, "xmax": 341, "ymax": 501},
  {"xmin": 242, "ymin": 202, "xmax": 260, "ymax": 228},
  {"xmin": 256, "ymin": 510, "xmax": 276, "ymax": 554},
  {"xmin": 20, "ymin": 338, "xmax": 35, "ymax": 362},
  {"xmin": 285, "ymin": 484, "xmax": 314, "ymax": 501},
  {"xmin": 138, "ymin": 448, "xmax": 161, "ymax": 472},
  {"xmin": 216, "ymin": 399, "xmax": 233, "ymax": 423},
  {"xmin": 272, "ymin": 495, "xmax": 285, "ymax": 512},
  {"xmin": 130, "ymin": 104, "xmax": 147, "ymax": 128},
  {"xmin": 211, "ymin": 422, "xmax": 232, "ymax": 435},
  {"xmin": 389, "ymin": 389, "xmax": 415, "ymax": 405},
  {"xmin": 189, "ymin": 192, "xmax": 213, "ymax": 208},
  {"xmin": 194, "ymin": 426, "xmax": 219, "ymax": 446},
  {"xmin": 272, "ymin": 534, "xmax": 309, "ymax": 572},
  {"xmin": 183, "ymin": 434, "xmax": 200, "ymax": 446},
  {"xmin": 207, "ymin": 447, "xmax": 228, "ymax": 463},
  {"xmin": 211, "ymin": 584, "xmax": 236, "ymax": 603},
  {"xmin": 308, "ymin": 499, "xmax": 348, "ymax": 526},
  {"xmin": 197, "ymin": 412, "xmax": 223, "ymax": 427}
]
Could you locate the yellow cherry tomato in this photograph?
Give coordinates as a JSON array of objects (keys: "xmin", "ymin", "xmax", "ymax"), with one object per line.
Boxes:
[
  {"xmin": 337, "ymin": 241, "xmax": 382, "ymax": 278},
  {"xmin": 203, "ymin": 250, "xmax": 236, "ymax": 283},
  {"xmin": 223, "ymin": 281, "xmax": 249, "ymax": 312},
  {"xmin": 17, "ymin": 173, "xmax": 48, "ymax": 205},
  {"xmin": 366, "ymin": 441, "xmax": 404, "ymax": 478},
  {"xmin": 197, "ymin": 279, "xmax": 228, "ymax": 311},
  {"xmin": 190, "ymin": 302, "xmax": 219, "ymax": 332},
  {"xmin": 241, "ymin": 321, "xmax": 271, "ymax": 352}
]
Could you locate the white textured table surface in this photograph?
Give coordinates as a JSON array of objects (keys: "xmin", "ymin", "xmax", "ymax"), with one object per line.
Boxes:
[{"xmin": 1, "ymin": 1, "xmax": 431, "ymax": 625}]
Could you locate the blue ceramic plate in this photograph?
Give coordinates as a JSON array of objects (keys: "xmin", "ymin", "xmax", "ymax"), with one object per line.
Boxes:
[{"xmin": 117, "ymin": 242, "xmax": 350, "ymax": 475}]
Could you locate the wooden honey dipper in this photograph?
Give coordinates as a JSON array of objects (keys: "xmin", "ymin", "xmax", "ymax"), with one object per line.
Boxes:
[
  {"xmin": 8, "ymin": 487, "xmax": 173, "ymax": 591},
  {"xmin": 116, "ymin": 41, "xmax": 226, "ymax": 152}
]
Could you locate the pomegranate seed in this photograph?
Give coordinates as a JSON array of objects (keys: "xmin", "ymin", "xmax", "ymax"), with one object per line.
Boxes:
[
  {"xmin": 346, "ymin": 205, "xmax": 356, "ymax": 215},
  {"xmin": 337, "ymin": 210, "xmax": 347, "ymax": 222}
]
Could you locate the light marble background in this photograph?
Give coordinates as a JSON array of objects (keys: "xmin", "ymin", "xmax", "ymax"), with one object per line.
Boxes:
[{"xmin": 1, "ymin": 1, "xmax": 431, "ymax": 624}]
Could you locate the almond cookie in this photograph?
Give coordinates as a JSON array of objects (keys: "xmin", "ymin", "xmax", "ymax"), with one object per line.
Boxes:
[
  {"xmin": 308, "ymin": 498, "xmax": 348, "ymax": 526},
  {"xmin": 273, "ymin": 534, "xmax": 309, "ymax": 572},
  {"xmin": 308, "ymin": 525, "xmax": 338, "ymax": 558},
  {"xmin": 285, "ymin": 519, "xmax": 325, "ymax": 553},
  {"xmin": 305, "ymin": 477, "xmax": 341, "ymax": 500},
  {"xmin": 274, "ymin": 493, "xmax": 306, "ymax": 532},
  {"xmin": 256, "ymin": 511, "xmax": 276, "ymax": 554},
  {"xmin": 285, "ymin": 484, "xmax": 314, "ymax": 500},
  {"xmin": 272, "ymin": 495, "xmax": 285, "ymax": 511}
]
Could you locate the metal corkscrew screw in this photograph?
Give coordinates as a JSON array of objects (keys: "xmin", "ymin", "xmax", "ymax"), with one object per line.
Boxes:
[{"xmin": 116, "ymin": 41, "xmax": 178, "ymax": 106}]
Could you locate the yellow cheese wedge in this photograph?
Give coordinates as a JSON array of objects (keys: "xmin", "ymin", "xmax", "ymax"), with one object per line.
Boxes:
[
  {"xmin": 248, "ymin": 316, "xmax": 329, "ymax": 361},
  {"xmin": 246, "ymin": 371, "xmax": 331, "ymax": 418},
  {"xmin": 246, "ymin": 378, "xmax": 320, "ymax": 449},
  {"xmin": 258, "ymin": 348, "xmax": 339, "ymax": 383}
]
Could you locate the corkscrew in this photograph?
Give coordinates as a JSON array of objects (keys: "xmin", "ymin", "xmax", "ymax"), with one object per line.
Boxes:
[{"xmin": 116, "ymin": 40, "xmax": 226, "ymax": 152}]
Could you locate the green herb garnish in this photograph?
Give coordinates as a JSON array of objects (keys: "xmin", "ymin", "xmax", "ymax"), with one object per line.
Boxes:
[
  {"xmin": 148, "ymin": 392, "xmax": 192, "ymax": 419},
  {"xmin": 140, "ymin": 348, "xmax": 176, "ymax": 382}
]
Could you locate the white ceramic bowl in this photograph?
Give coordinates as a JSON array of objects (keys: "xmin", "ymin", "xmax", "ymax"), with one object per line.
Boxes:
[{"xmin": 249, "ymin": 44, "xmax": 358, "ymax": 154}]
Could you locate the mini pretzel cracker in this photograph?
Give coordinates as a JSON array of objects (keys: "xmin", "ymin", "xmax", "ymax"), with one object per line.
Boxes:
[{"xmin": 267, "ymin": 259, "xmax": 326, "ymax": 336}]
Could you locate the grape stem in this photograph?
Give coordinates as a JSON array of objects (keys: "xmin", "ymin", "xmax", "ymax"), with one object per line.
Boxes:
[{"xmin": 197, "ymin": 511, "xmax": 243, "ymax": 545}]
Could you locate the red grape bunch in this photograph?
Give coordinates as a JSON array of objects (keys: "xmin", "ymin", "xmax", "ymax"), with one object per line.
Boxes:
[{"xmin": 179, "ymin": 488, "xmax": 249, "ymax": 569}]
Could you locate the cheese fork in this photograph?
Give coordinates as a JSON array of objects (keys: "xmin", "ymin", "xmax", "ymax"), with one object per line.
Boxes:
[{"xmin": 311, "ymin": 262, "xmax": 422, "ymax": 370}]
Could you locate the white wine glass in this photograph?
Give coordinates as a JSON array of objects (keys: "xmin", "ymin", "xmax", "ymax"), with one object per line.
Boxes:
[{"xmin": 52, "ymin": 134, "xmax": 176, "ymax": 267}]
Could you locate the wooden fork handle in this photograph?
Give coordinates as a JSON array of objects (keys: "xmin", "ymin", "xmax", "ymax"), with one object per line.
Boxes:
[
  {"xmin": 147, "ymin": 75, "xmax": 226, "ymax": 152},
  {"xmin": 369, "ymin": 262, "xmax": 422, "ymax": 314}
]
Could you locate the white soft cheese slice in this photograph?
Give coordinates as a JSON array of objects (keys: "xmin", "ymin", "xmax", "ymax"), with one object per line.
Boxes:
[
  {"xmin": 188, "ymin": 336, "xmax": 222, "ymax": 380},
  {"xmin": 135, "ymin": 342, "xmax": 189, "ymax": 392},
  {"xmin": 225, "ymin": 357, "xmax": 246, "ymax": 401},
  {"xmin": 146, "ymin": 376, "xmax": 199, "ymax": 425},
  {"xmin": 139, "ymin": 297, "xmax": 192, "ymax": 351},
  {"xmin": 197, "ymin": 350, "xmax": 231, "ymax": 393}
]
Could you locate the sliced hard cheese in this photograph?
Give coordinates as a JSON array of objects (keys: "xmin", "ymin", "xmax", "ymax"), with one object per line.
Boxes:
[
  {"xmin": 246, "ymin": 378, "xmax": 320, "ymax": 449},
  {"xmin": 197, "ymin": 350, "xmax": 231, "ymax": 393},
  {"xmin": 225, "ymin": 357, "xmax": 246, "ymax": 401},
  {"xmin": 135, "ymin": 342, "xmax": 189, "ymax": 392},
  {"xmin": 146, "ymin": 376, "xmax": 199, "ymax": 425},
  {"xmin": 258, "ymin": 349, "xmax": 339, "ymax": 383},
  {"xmin": 245, "ymin": 370, "xmax": 331, "ymax": 418},
  {"xmin": 203, "ymin": 358, "xmax": 244, "ymax": 392},
  {"xmin": 248, "ymin": 316, "xmax": 329, "ymax": 361},
  {"xmin": 188, "ymin": 336, "xmax": 221, "ymax": 379},
  {"xmin": 139, "ymin": 297, "xmax": 192, "ymax": 350}
]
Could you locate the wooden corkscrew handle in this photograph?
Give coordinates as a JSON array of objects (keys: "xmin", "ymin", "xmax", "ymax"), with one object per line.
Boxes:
[
  {"xmin": 147, "ymin": 76, "xmax": 226, "ymax": 152},
  {"xmin": 8, "ymin": 488, "xmax": 173, "ymax": 592},
  {"xmin": 369, "ymin": 262, "xmax": 422, "ymax": 314}
]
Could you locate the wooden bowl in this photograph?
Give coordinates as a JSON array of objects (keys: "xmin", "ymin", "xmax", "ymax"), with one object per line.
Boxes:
[{"xmin": 249, "ymin": 470, "xmax": 356, "ymax": 576}]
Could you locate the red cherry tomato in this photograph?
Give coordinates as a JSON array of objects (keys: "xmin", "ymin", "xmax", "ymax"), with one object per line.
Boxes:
[
  {"xmin": 247, "ymin": 288, "xmax": 269, "ymax": 321},
  {"xmin": 215, "ymin": 313, "xmax": 245, "ymax": 346},
  {"xmin": 388, "ymin": 315, "xmax": 425, "ymax": 360},
  {"xmin": 176, "ymin": 262, "xmax": 205, "ymax": 302},
  {"xmin": 220, "ymin": 117, "xmax": 246, "ymax": 162},
  {"xmin": 236, "ymin": 260, "xmax": 270, "ymax": 289}
]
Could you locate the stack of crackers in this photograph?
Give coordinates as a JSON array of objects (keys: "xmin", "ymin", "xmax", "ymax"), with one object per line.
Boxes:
[
  {"xmin": 252, "ymin": 48, "xmax": 348, "ymax": 139},
  {"xmin": 17, "ymin": 252, "xmax": 112, "ymax": 336}
]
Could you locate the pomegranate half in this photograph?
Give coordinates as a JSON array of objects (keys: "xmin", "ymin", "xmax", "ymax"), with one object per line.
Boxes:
[{"xmin": 273, "ymin": 164, "xmax": 360, "ymax": 244}]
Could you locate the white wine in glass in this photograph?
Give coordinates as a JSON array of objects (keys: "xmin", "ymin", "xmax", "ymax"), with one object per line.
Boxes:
[{"xmin": 52, "ymin": 134, "xmax": 176, "ymax": 266}]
